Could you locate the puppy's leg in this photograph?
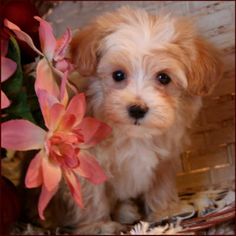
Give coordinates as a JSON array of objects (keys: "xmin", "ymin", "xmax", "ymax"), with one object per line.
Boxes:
[
  {"xmin": 75, "ymin": 221, "xmax": 127, "ymax": 235},
  {"xmin": 112, "ymin": 199, "xmax": 142, "ymax": 224},
  {"xmin": 144, "ymin": 159, "xmax": 179, "ymax": 221}
]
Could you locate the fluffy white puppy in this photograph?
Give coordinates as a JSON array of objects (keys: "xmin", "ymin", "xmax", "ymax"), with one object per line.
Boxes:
[{"xmin": 32, "ymin": 6, "xmax": 223, "ymax": 234}]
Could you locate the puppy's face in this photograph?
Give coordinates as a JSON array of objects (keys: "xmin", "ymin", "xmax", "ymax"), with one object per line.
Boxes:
[
  {"xmin": 70, "ymin": 7, "xmax": 223, "ymax": 133},
  {"xmin": 96, "ymin": 42, "xmax": 182, "ymax": 131}
]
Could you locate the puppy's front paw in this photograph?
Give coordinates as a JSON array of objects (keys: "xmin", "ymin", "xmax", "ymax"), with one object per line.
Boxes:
[
  {"xmin": 112, "ymin": 200, "xmax": 142, "ymax": 225},
  {"xmin": 75, "ymin": 221, "xmax": 127, "ymax": 235}
]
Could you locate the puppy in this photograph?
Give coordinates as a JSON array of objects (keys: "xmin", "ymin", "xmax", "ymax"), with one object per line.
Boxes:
[{"xmin": 30, "ymin": 6, "xmax": 223, "ymax": 234}]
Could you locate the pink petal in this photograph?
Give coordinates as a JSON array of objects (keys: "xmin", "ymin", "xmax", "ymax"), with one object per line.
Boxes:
[
  {"xmin": 50, "ymin": 132, "xmax": 79, "ymax": 145},
  {"xmin": 77, "ymin": 117, "xmax": 112, "ymax": 147},
  {"xmin": 65, "ymin": 93, "xmax": 86, "ymax": 127},
  {"xmin": 76, "ymin": 152, "xmax": 107, "ymax": 184},
  {"xmin": 55, "ymin": 59, "xmax": 68, "ymax": 72},
  {"xmin": 55, "ymin": 60, "xmax": 76, "ymax": 97},
  {"xmin": 54, "ymin": 28, "xmax": 72, "ymax": 61},
  {"xmin": 59, "ymin": 143, "xmax": 79, "ymax": 168},
  {"xmin": 66, "ymin": 78, "xmax": 79, "ymax": 95},
  {"xmin": 64, "ymin": 170, "xmax": 83, "ymax": 208},
  {"xmin": 48, "ymin": 103, "xmax": 65, "ymax": 131},
  {"xmin": 36, "ymin": 57, "xmax": 69, "ymax": 106},
  {"xmin": 35, "ymin": 58, "xmax": 60, "ymax": 99},
  {"xmin": 4, "ymin": 19, "xmax": 43, "ymax": 56},
  {"xmin": 38, "ymin": 184, "xmax": 58, "ymax": 220},
  {"xmin": 1, "ymin": 91, "xmax": 10, "ymax": 109},
  {"xmin": 1, "ymin": 38, "xmax": 8, "ymax": 57},
  {"xmin": 42, "ymin": 156, "xmax": 62, "ymax": 191},
  {"xmin": 1, "ymin": 56, "xmax": 17, "ymax": 82},
  {"xmin": 64, "ymin": 154, "xmax": 79, "ymax": 169},
  {"xmin": 36, "ymin": 89, "xmax": 59, "ymax": 129},
  {"xmin": 25, "ymin": 150, "xmax": 44, "ymax": 188},
  {"xmin": 58, "ymin": 114, "xmax": 76, "ymax": 131},
  {"xmin": 2, "ymin": 120, "xmax": 46, "ymax": 151},
  {"xmin": 60, "ymin": 71, "xmax": 68, "ymax": 103},
  {"xmin": 34, "ymin": 16, "xmax": 56, "ymax": 61},
  {"xmin": 52, "ymin": 68, "xmax": 68, "ymax": 105}
]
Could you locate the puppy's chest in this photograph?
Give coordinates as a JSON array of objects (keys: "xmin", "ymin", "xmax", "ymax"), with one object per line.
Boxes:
[{"xmin": 98, "ymin": 139, "xmax": 159, "ymax": 200}]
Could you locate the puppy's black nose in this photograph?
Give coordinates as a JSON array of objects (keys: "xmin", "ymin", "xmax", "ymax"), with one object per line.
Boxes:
[{"xmin": 128, "ymin": 105, "xmax": 148, "ymax": 119}]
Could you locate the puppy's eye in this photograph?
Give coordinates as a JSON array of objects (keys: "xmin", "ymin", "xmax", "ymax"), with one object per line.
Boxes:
[
  {"xmin": 156, "ymin": 73, "xmax": 171, "ymax": 85},
  {"xmin": 112, "ymin": 70, "xmax": 126, "ymax": 82}
]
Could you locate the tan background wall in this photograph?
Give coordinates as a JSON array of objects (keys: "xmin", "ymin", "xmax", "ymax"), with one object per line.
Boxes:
[{"xmin": 46, "ymin": 1, "xmax": 235, "ymax": 192}]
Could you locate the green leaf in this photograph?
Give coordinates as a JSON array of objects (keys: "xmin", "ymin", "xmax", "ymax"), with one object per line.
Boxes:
[
  {"xmin": 22, "ymin": 75, "xmax": 46, "ymax": 129},
  {"xmin": 2, "ymin": 92, "xmax": 35, "ymax": 122},
  {"xmin": 1, "ymin": 35, "xmax": 35, "ymax": 123},
  {"xmin": 2, "ymin": 35, "xmax": 23, "ymax": 97}
]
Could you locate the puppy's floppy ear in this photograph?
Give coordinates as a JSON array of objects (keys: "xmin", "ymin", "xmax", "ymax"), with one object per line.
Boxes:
[
  {"xmin": 70, "ymin": 23, "xmax": 104, "ymax": 76},
  {"xmin": 186, "ymin": 37, "xmax": 224, "ymax": 96},
  {"xmin": 70, "ymin": 10, "xmax": 123, "ymax": 76}
]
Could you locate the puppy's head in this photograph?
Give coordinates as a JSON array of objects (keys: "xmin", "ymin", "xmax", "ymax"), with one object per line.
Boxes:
[{"xmin": 70, "ymin": 7, "xmax": 223, "ymax": 133}]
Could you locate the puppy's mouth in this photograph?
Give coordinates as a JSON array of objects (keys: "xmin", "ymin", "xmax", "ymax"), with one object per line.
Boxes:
[{"xmin": 134, "ymin": 119, "xmax": 141, "ymax": 126}]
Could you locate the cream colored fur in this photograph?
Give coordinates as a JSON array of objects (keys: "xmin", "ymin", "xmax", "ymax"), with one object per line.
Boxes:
[{"xmin": 34, "ymin": 6, "xmax": 223, "ymax": 234}]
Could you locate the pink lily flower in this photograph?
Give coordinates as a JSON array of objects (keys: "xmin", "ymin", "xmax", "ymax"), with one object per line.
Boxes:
[
  {"xmin": 1, "ymin": 38, "xmax": 17, "ymax": 108},
  {"xmin": 2, "ymin": 90, "xmax": 112, "ymax": 220},
  {"xmin": 4, "ymin": 17, "xmax": 74, "ymax": 103}
]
